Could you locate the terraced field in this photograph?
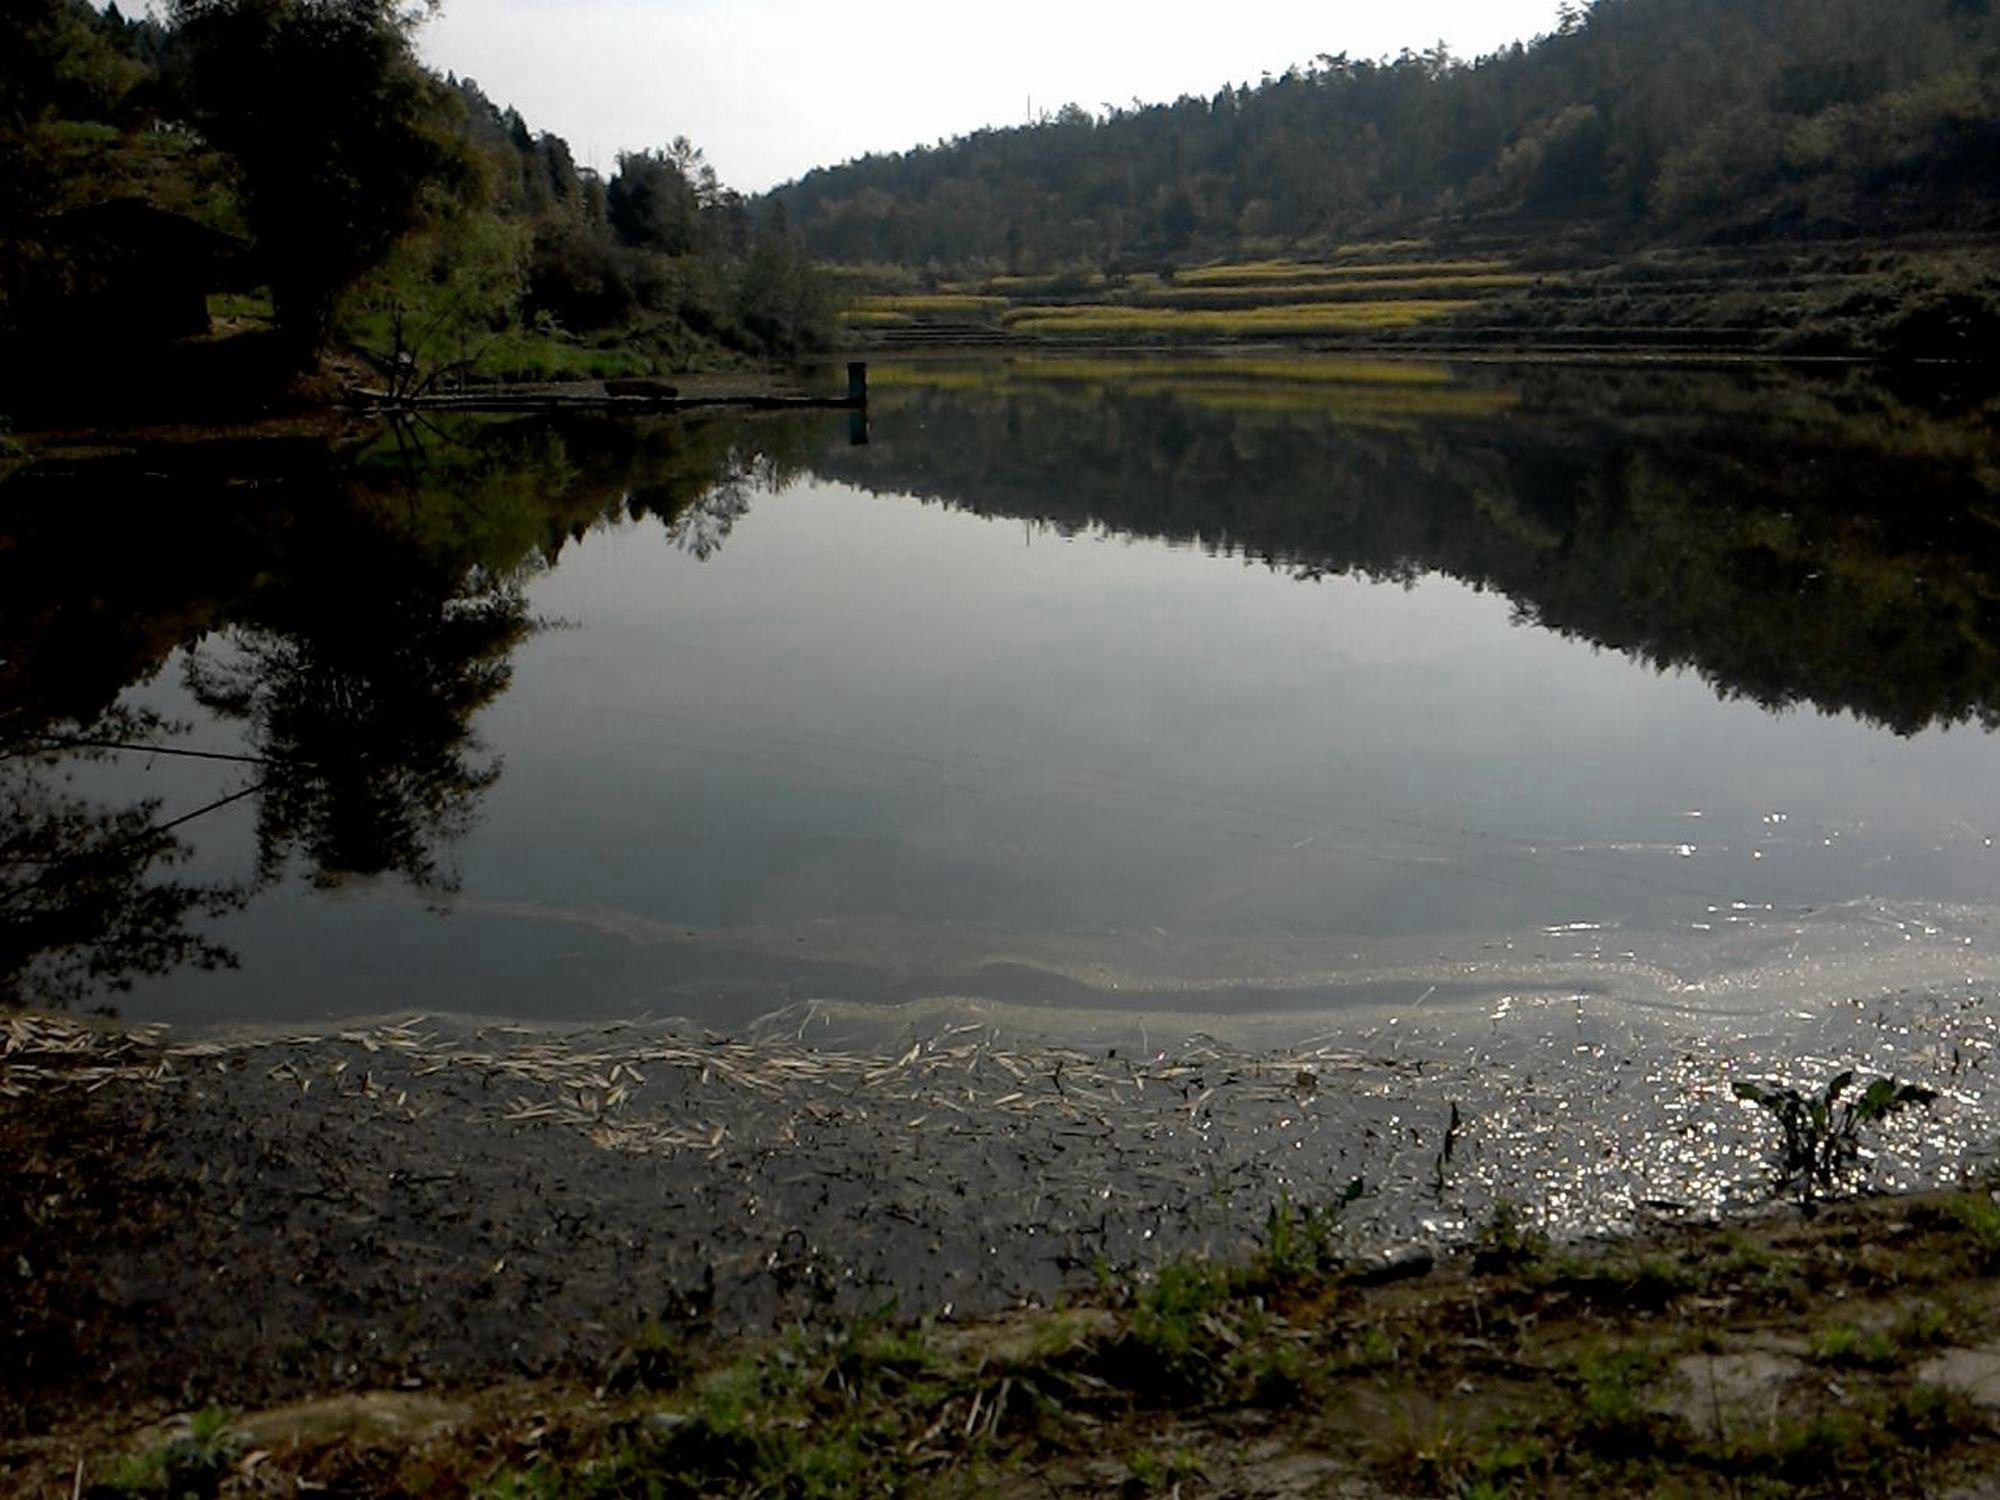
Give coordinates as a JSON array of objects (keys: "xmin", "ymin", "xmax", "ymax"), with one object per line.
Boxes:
[
  {"xmin": 835, "ymin": 236, "xmax": 2000, "ymax": 358},
  {"xmin": 839, "ymin": 248, "xmax": 1523, "ymax": 348}
]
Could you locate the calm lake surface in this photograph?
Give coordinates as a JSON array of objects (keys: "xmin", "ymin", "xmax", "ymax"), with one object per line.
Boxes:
[{"xmin": 10, "ymin": 357, "xmax": 2000, "ymax": 1050}]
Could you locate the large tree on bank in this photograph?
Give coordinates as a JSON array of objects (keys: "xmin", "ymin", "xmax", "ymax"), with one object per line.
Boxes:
[{"xmin": 170, "ymin": 0, "xmax": 465, "ymax": 357}]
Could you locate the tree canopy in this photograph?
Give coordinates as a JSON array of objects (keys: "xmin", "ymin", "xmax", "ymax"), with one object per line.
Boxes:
[
  {"xmin": 170, "ymin": 0, "xmax": 469, "ymax": 352},
  {"xmin": 0, "ymin": 0, "xmax": 835, "ymax": 388}
]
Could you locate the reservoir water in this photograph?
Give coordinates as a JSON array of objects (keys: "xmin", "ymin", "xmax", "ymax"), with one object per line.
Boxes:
[{"xmin": 9, "ymin": 357, "xmax": 2000, "ymax": 1060}]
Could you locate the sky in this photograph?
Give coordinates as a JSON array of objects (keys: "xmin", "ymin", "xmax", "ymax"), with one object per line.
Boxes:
[{"xmin": 412, "ymin": 1, "xmax": 1567, "ymax": 194}]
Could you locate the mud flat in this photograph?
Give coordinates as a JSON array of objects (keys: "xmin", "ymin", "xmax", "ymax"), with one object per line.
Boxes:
[{"xmin": 5, "ymin": 1001, "xmax": 2000, "ymax": 1495}]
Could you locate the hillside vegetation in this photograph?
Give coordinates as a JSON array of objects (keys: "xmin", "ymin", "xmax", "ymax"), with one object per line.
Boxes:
[
  {"xmin": 0, "ymin": 0, "xmax": 833, "ymax": 415},
  {"xmin": 773, "ymin": 0, "xmax": 2000, "ymax": 272}
]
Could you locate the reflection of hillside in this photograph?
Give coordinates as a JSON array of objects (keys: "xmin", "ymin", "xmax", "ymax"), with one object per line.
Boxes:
[{"xmin": 815, "ymin": 367, "xmax": 2000, "ymax": 736}]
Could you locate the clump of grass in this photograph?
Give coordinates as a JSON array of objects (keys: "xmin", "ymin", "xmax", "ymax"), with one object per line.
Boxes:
[
  {"xmin": 1249, "ymin": 1188, "xmax": 1343, "ymax": 1288},
  {"xmin": 1103, "ymin": 1190, "xmax": 1354, "ymax": 1397},
  {"xmin": 1810, "ymin": 1320, "xmax": 1904, "ymax": 1371},
  {"xmin": 1536, "ymin": 1248, "xmax": 1695, "ymax": 1310},
  {"xmin": 1951, "ymin": 1191, "xmax": 2000, "ymax": 1270},
  {"xmin": 1808, "ymin": 1302, "xmax": 1960, "ymax": 1374},
  {"xmin": 1242, "ymin": 1339, "xmax": 1313, "ymax": 1406},
  {"xmin": 1719, "ymin": 1381, "xmax": 1985, "ymax": 1490},
  {"xmin": 1125, "ymin": 1257, "xmax": 1234, "ymax": 1389},
  {"xmin": 1458, "ymin": 1432, "xmax": 1552, "ymax": 1498},
  {"xmin": 1472, "ymin": 1199, "xmax": 1548, "ymax": 1272},
  {"xmin": 1373, "ymin": 1412, "xmax": 1552, "ymax": 1498},
  {"xmin": 101, "ymin": 1406, "xmax": 240, "ymax": 1498},
  {"xmin": 1573, "ymin": 1343, "xmax": 1679, "ymax": 1456},
  {"xmin": 1335, "ymin": 1323, "xmax": 1400, "ymax": 1373},
  {"xmin": 1897, "ymin": 1300, "xmax": 1956, "ymax": 1352},
  {"xmin": 1124, "ymin": 1444, "xmax": 1202, "ymax": 1495}
]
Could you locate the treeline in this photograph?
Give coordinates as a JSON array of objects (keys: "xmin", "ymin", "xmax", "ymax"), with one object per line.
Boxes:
[
  {"xmin": 0, "ymin": 0, "xmax": 833, "ymax": 392},
  {"xmin": 772, "ymin": 0, "xmax": 2000, "ymax": 270},
  {"xmin": 431, "ymin": 81, "xmax": 834, "ymax": 367}
]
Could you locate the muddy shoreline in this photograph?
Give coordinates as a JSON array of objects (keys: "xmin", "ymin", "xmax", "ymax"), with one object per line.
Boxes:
[{"xmin": 4, "ymin": 1001, "xmax": 1991, "ymax": 1463}]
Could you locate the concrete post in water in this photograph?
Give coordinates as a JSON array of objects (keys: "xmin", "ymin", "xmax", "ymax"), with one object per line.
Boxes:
[{"xmin": 847, "ymin": 361, "xmax": 869, "ymax": 406}]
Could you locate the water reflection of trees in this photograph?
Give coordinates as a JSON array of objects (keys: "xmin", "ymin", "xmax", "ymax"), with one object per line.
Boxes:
[
  {"xmin": 0, "ymin": 710, "xmax": 245, "ymax": 1010},
  {"xmin": 815, "ymin": 367, "xmax": 2000, "ymax": 736},
  {"xmin": 0, "ymin": 414, "xmax": 811, "ymax": 1004},
  {"xmin": 182, "ymin": 561, "xmax": 526, "ymax": 894}
]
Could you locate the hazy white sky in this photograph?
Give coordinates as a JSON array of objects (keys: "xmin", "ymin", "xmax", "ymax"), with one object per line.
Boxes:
[{"xmin": 413, "ymin": 1, "xmax": 1566, "ymax": 193}]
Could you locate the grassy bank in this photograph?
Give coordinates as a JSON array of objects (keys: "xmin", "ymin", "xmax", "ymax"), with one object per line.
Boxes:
[{"xmin": 66, "ymin": 1189, "xmax": 2000, "ymax": 1497}]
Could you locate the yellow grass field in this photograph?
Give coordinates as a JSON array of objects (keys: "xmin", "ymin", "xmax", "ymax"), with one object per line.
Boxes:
[
  {"xmin": 853, "ymin": 294, "xmax": 1009, "ymax": 317},
  {"xmin": 1175, "ymin": 259, "xmax": 1512, "ymax": 286},
  {"xmin": 1136, "ymin": 274, "xmax": 1542, "ymax": 305},
  {"xmin": 1000, "ymin": 301, "xmax": 1477, "ymax": 337},
  {"xmin": 840, "ymin": 244, "xmax": 1530, "ymax": 346}
]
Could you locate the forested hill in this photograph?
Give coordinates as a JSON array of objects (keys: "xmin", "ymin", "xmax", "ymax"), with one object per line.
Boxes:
[{"xmin": 771, "ymin": 0, "xmax": 2000, "ymax": 270}]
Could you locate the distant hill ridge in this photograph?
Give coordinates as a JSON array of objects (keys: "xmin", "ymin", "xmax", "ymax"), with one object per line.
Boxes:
[{"xmin": 769, "ymin": 0, "xmax": 2000, "ymax": 270}]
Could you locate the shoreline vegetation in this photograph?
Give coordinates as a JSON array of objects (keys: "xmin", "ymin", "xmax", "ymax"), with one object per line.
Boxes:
[
  {"xmin": 7, "ymin": 1012, "xmax": 2000, "ymax": 1498},
  {"xmin": 3, "ymin": 1, "xmax": 835, "ymax": 428}
]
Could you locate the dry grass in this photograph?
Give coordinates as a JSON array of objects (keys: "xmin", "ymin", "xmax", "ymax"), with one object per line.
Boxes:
[
  {"xmin": 4, "ymin": 1011, "xmax": 1378, "ymax": 1164},
  {"xmin": 978, "ymin": 272, "xmax": 1110, "ymax": 292},
  {"xmin": 1137, "ymin": 274, "xmax": 1541, "ymax": 307},
  {"xmin": 836, "ymin": 309, "xmax": 914, "ymax": 328},
  {"xmin": 853, "ymin": 294, "xmax": 1008, "ymax": 318},
  {"xmin": 1329, "ymin": 238, "xmax": 1435, "ymax": 258},
  {"xmin": 1176, "ymin": 259, "xmax": 1513, "ymax": 286},
  {"xmin": 1, "ymin": 1013, "xmax": 174, "ymax": 1097},
  {"xmin": 1001, "ymin": 301, "xmax": 1477, "ymax": 337}
]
